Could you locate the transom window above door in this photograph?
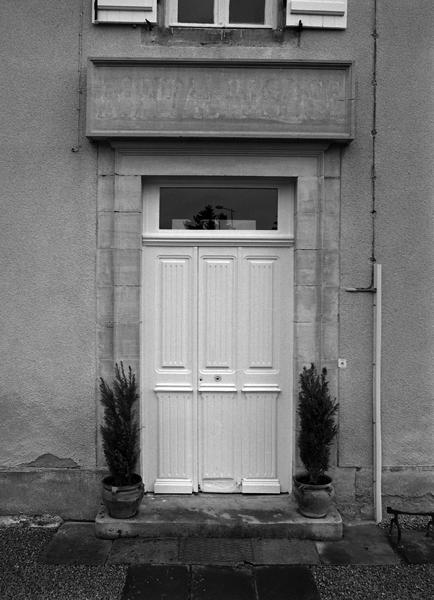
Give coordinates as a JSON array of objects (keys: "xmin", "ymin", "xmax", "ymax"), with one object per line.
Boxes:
[
  {"xmin": 166, "ymin": 0, "xmax": 276, "ymax": 28},
  {"xmin": 160, "ymin": 187, "xmax": 278, "ymax": 231},
  {"xmin": 143, "ymin": 178, "xmax": 294, "ymax": 246}
]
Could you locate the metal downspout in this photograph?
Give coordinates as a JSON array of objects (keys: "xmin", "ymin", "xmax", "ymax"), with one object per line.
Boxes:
[
  {"xmin": 345, "ymin": 268, "xmax": 383, "ymax": 523},
  {"xmin": 373, "ymin": 264, "xmax": 382, "ymax": 523}
]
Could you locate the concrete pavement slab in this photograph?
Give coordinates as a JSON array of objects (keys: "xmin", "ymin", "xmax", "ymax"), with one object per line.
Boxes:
[
  {"xmin": 252, "ymin": 539, "xmax": 320, "ymax": 564},
  {"xmin": 395, "ymin": 531, "xmax": 434, "ymax": 564},
  {"xmin": 109, "ymin": 538, "xmax": 179, "ymax": 564},
  {"xmin": 180, "ymin": 538, "xmax": 254, "ymax": 564},
  {"xmin": 191, "ymin": 565, "xmax": 255, "ymax": 600},
  {"xmin": 255, "ymin": 566, "xmax": 320, "ymax": 600},
  {"xmin": 316, "ymin": 524, "xmax": 400, "ymax": 565},
  {"xmin": 39, "ymin": 522, "xmax": 112, "ymax": 565},
  {"xmin": 122, "ymin": 565, "xmax": 189, "ymax": 600}
]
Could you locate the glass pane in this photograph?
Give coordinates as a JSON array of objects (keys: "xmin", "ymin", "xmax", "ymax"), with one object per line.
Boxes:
[
  {"xmin": 178, "ymin": 0, "xmax": 214, "ymax": 23},
  {"xmin": 229, "ymin": 0, "xmax": 265, "ymax": 24},
  {"xmin": 159, "ymin": 187, "xmax": 278, "ymax": 231}
]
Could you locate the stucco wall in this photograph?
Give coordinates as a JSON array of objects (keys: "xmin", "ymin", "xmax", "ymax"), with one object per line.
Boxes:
[
  {"xmin": 0, "ymin": 1, "xmax": 97, "ymax": 469},
  {"xmin": 376, "ymin": 0, "xmax": 434, "ymax": 469},
  {"xmin": 0, "ymin": 0, "xmax": 432, "ymax": 517}
]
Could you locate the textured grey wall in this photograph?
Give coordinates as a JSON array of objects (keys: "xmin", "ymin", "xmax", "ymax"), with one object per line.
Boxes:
[
  {"xmin": 376, "ymin": 0, "xmax": 434, "ymax": 466},
  {"xmin": 0, "ymin": 1, "xmax": 96, "ymax": 468},
  {"xmin": 0, "ymin": 0, "xmax": 432, "ymax": 513}
]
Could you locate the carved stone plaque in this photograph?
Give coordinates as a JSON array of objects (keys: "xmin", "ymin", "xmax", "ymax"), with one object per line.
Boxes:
[{"xmin": 86, "ymin": 59, "xmax": 353, "ymax": 140}]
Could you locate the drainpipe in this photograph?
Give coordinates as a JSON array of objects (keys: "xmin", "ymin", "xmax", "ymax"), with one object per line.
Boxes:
[
  {"xmin": 345, "ymin": 263, "xmax": 383, "ymax": 523},
  {"xmin": 372, "ymin": 263, "xmax": 382, "ymax": 523}
]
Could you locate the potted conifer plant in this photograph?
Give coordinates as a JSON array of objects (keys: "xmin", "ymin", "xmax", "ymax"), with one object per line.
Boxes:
[
  {"xmin": 100, "ymin": 362, "xmax": 144, "ymax": 518},
  {"xmin": 293, "ymin": 363, "xmax": 339, "ymax": 518}
]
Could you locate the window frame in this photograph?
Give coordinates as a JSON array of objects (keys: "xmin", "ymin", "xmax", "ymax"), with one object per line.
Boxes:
[
  {"xmin": 143, "ymin": 177, "xmax": 294, "ymax": 246},
  {"xmin": 166, "ymin": 0, "xmax": 277, "ymax": 29}
]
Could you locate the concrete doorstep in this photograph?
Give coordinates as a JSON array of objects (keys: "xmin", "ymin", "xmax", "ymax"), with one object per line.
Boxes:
[{"xmin": 95, "ymin": 494, "xmax": 343, "ymax": 540}]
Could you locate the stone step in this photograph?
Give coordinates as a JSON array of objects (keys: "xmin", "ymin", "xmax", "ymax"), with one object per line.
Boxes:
[{"xmin": 95, "ymin": 494, "xmax": 342, "ymax": 541}]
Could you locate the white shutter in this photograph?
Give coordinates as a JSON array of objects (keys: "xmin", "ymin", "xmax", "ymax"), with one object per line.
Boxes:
[
  {"xmin": 93, "ymin": 0, "xmax": 157, "ymax": 24},
  {"xmin": 286, "ymin": 0, "xmax": 347, "ymax": 29}
]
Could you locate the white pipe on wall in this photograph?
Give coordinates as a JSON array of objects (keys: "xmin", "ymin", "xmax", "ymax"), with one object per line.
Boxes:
[{"xmin": 373, "ymin": 263, "xmax": 383, "ymax": 523}]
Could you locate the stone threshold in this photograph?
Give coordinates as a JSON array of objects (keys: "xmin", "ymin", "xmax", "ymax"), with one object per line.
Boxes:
[{"xmin": 95, "ymin": 494, "xmax": 342, "ymax": 540}]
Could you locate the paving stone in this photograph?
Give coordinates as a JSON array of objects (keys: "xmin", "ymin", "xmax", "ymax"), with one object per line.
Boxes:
[
  {"xmin": 109, "ymin": 538, "xmax": 179, "ymax": 564},
  {"xmin": 395, "ymin": 531, "xmax": 434, "ymax": 564},
  {"xmin": 191, "ymin": 566, "xmax": 255, "ymax": 600},
  {"xmin": 252, "ymin": 539, "xmax": 320, "ymax": 565},
  {"xmin": 39, "ymin": 522, "xmax": 112, "ymax": 565},
  {"xmin": 316, "ymin": 524, "xmax": 400, "ymax": 565},
  {"xmin": 180, "ymin": 538, "xmax": 253, "ymax": 564},
  {"xmin": 255, "ymin": 566, "xmax": 320, "ymax": 600},
  {"xmin": 122, "ymin": 565, "xmax": 190, "ymax": 600}
]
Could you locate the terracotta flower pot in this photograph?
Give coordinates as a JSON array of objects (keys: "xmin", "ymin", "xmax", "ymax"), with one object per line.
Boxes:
[
  {"xmin": 102, "ymin": 474, "xmax": 144, "ymax": 518},
  {"xmin": 293, "ymin": 474, "xmax": 335, "ymax": 518}
]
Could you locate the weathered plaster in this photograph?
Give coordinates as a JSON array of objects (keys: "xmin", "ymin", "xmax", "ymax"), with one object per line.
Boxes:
[
  {"xmin": 18, "ymin": 453, "xmax": 79, "ymax": 469},
  {"xmin": 0, "ymin": 469, "xmax": 105, "ymax": 520},
  {"xmin": 376, "ymin": 0, "xmax": 434, "ymax": 467},
  {"xmin": 0, "ymin": 0, "xmax": 432, "ymax": 516},
  {"xmin": 0, "ymin": 0, "xmax": 97, "ymax": 469},
  {"xmin": 382, "ymin": 468, "xmax": 434, "ymax": 513}
]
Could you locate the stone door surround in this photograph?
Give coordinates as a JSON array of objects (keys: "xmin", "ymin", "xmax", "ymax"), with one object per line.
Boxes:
[{"xmin": 95, "ymin": 140, "xmax": 341, "ymax": 472}]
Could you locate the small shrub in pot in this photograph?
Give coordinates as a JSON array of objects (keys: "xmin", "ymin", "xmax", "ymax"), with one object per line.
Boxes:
[
  {"xmin": 294, "ymin": 363, "xmax": 338, "ymax": 518},
  {"xmin": 100, "ymin": 362, "xmax": 144, "ymax": 518}
]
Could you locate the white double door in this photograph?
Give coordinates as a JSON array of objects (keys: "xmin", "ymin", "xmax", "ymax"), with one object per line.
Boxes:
[{"xmin": 142, "ymin": 245, "xmax": 293, "ymax": 494}]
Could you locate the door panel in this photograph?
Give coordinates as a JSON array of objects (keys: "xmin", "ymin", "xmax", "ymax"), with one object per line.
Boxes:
[
  {"xmin": 156, "ymin": 391, "xmax": 194, "ymax": 493},
  {"xmin": 200, "ymin": 392, "xmax": 239, "ymax": 492},
  {"xmin": 143, "ymin": 247, "xmax": 196, "ymax": 493},
  {"xmin": 198, "ymin": 249, "xmax": 238, "ymax": 492},
  {"xmin": 238, "ymin": 248, "xmax": 292, "ymax": 493},
  {"xmin": 143, "ymin": 245, "xmax": 292, "ymax": 494},
  {"xmin": 199, "ymin": 252, "xmax": 236, "ymax": 380}
]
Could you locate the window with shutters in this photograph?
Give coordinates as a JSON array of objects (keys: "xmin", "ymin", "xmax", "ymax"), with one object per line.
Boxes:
[
  {"xmin": 286, "ymin": 1, "xmax": 347, "ymax": 29},
  {"xmin": 166, "ymin": 0, "xmax": 277, "ymax": 28},
  {"xmin": 93, "ymin": 0, "xmax": 157, "ymax": 24},
  {"xmin": 92, "ymin": 0, "xmax": 348, "ymax": 30}
]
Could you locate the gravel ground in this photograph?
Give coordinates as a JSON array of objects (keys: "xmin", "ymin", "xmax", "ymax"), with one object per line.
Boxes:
[
  {"xmin": 379, "ymin": 514, "xmax": 432, "ymax": 532},
  {"xmin": 313, "ymin": 565, "xmax": 434, "ymax": 600},
  {"xmin": 0, "ymin": 527, "xmax": 126, "ymax": 600}
]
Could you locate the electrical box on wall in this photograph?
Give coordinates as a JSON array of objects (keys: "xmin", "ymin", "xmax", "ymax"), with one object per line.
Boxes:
[
  {"xmin": 286, "ymin": 0, "xmax": 347, "ymax": 29},
  {"xmin": 92, "ymin": 0, "xmax": 157, "ymax": 24}
]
